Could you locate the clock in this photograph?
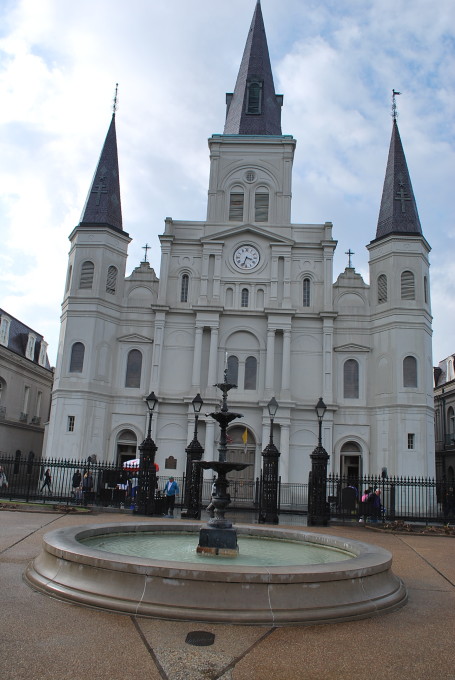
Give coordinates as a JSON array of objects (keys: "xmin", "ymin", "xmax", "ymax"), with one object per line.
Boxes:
[{"xmin": 233, "ymin": 244, "xmax": 260, "ymax": 270}]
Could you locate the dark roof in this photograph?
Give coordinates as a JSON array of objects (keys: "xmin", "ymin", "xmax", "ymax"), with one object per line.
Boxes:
[
  {"xmin": 224, "ymin": 1, "xmax": 283, "ymax": 135},
  {"xmin": 374, "ymin": 119, "xmax": 422, "ymax": 241},
  {"xmin": 79, "ymin": 114, "xmax": 123, "ymax": 232},
  {"xmin": 0, "ymin": 308, "xmax": 51, "ymax": 370}
]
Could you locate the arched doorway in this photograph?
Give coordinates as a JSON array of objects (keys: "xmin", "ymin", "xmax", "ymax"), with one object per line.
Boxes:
[
  {"xmin": 116, "ymin": 429, "xmax": 137, "ymax": 466},
  {"xmin": 340, "ymin": 441, "xmax": 362, "ymax": 479},
  {"xmin": 225, "ymin": 425, "xmax": 256, "ymax": 482}
]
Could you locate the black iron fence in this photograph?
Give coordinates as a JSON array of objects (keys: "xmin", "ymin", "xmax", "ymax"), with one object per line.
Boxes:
[{"xmin": 0, "ymin": 456, "xmax": 453, "ymax": 524}]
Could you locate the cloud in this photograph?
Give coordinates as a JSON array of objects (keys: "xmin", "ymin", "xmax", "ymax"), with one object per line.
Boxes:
[{"xmin": 0, "ymin": 0, "xmax": 454, "ymax": 366}]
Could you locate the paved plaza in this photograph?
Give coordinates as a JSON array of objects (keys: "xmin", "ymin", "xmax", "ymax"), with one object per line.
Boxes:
[{"xmin": 1, "ymin": 509, "xmax": 454, "ymax": 680}]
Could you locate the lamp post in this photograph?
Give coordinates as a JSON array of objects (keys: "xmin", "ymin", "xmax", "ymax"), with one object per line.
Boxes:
[
  {"xmin": 308, "ymin": 397, "xmax": 330, "ymax": 526},
  {"xmin": 181, "ymin": 393, "xmax": 205, "ymax": 519},
  {"xmin": 137, "ymin": 391, "xmax": 158, "ymax": 516},
  {"xmin": 258, "ymin": 397, "xmax": 281, "ymax": 525}
]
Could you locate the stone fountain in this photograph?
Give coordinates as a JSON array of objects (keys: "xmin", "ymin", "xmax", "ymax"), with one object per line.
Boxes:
[{"xmin": 197, "ymin": 369, "xmax": 250, "ymax": 556}]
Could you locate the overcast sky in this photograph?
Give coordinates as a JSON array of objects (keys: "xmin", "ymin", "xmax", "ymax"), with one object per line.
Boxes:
[{"xmin": 1, "ymin": 0, "xmax": 454, "ymax": 367}]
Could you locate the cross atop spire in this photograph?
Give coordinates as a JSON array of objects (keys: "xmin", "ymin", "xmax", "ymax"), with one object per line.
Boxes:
[
  {"xmin": 224, "ymin": 1, "xmax": 283, "ymax": 135},
  {"xmin": 374, "ymin": 118, "xmax": 422, "ymax": 241},
  {"xmin": 79, "ymin": 113, "xmax": 124, "ymax": 233}
]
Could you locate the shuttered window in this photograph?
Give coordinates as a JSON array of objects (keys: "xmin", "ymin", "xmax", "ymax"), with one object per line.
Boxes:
[
  {"xmin": 241, "ymin": 288, "xmax": 249, "ymax": 308},
  {"xmin": 344, "ymin": 359, "xmax": 359, "ymax": 398},
  {"xmin": 255, "ymin": 192, "xmax": 269, "ymax": 222},
  {"xmin": 227, "ymin": 355, "xmax": 239, "ymax": 385},
  {"xmin": 229, "ymin": 193, "xmax": 244, "ymax": 221},
  {"xmin": 180, "ymin": 274, "xmax": 189, "ymax": 302},
  {"xmin": 106, "ymin": 266, "xmax": 117, "ymax": 295},
  {"xmin": 303, "ymin": 278, "xmax": 311, "ymax": 307},
  {"xmin": 244, "ymin": 356, "xmax": 257, "ymax": 390},
  {"xmin": 401, "ymin": 271, "xmax": 415, "ymax": 300},
  {"xmin": 246, "ymin": 81, "xmax": 262, "ymax": 114},
  {"xmin": 125, "ymin": 349, "xmax": 142, "ymax": 388},
  {"xmin": 79, "ymin": 261, "xmax": 94, "ymax": 289},
  {"xmin": 377, "ymin": 274, "xmax": 387, "ymax": 303},
  {"xmin": 69, "ymin": 342, "xmax": 85, "ymax": 373},
  {"xmin": 403, "ymin": 356, "xmax": 417, "ymax": 387}
]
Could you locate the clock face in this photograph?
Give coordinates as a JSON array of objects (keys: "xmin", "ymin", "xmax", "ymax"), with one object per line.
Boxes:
[{"xmin": 233, "ymin": 245, "xmax": 260, "ymax": 270}]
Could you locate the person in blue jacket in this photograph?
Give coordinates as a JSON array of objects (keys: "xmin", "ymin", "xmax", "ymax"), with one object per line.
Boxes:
[{"xmin": 163, "ymin": 477, "xmax": 179, "ymax": 518}]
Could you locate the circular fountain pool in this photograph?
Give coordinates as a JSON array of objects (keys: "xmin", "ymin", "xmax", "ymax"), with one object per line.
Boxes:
[{"xmin": 25, "ymin": 521, "xmax": 407, "ymax": 625}]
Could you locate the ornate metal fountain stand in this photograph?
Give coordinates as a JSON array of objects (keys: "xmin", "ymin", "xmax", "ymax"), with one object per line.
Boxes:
[{"xmin": 196, "ymin": 370, "xmax": 250, "ymax": 556}]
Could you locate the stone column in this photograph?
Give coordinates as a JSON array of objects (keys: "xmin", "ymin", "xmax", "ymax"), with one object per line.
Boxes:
[
  {"xmin": 265, "ymin": 328, "xmax": 276, "ymax": 394},
  {"xmin": 192, "ymin": 326, "xmax": 203, "ymax": 389},
  {"xmin": 281, "ymin": 328, "xmax": 291, "ymax": 397}
]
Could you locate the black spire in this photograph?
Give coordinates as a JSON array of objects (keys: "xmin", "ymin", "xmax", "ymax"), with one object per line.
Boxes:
[
  {"xmin": 375, "ymin": 119, "xmax": 422, "ymax": 240},
  {"xmin": 80, "ymin": 114, "xmax": 123, "ymax": 232},
  {"xmin": 224, "ymin": 1, "xmax": 283, "ymax": 135}
]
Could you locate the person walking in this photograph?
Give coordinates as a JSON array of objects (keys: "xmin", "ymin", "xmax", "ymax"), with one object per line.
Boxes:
[
  {"xmin": 40, "ymin": 468, "xmax": 52, "ymax": 495},
  {"xmin": 163, "ymin": 477, "xmax": 179, "ymax": 518},
  {"xmin": 71, "ymin": 469, "xmax": 81, "ymax": 498}
]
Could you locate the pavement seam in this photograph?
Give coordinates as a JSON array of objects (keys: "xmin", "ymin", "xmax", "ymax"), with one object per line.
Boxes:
[
  {"xmin": 397, "ymin": 536, "xmax": 455, "ymax": 587},
  {"xmin": 211, "ymin": 627, "xmax": 276, "ymax": 680},
  {"xmin": 132, "ymin": 616, "xmax": 169, "ymax": 680},
  {"xmin": 0, "ymin": 513, "xmax": 65, "ymax": 555}
]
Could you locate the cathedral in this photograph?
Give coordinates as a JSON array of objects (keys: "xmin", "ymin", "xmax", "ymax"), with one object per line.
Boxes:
[{"xmin": 44, "ymin": 1, "xmax": 435, "ymax": 483}]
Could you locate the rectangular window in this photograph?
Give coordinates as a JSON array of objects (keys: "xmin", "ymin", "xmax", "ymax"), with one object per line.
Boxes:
[
  {"xmin": 407, "ymin": 433, "xmax": 415, "ymax": 450},
  {"xmin": 67, "ymin": 416, "xmax": 75, "ymax": 432},
  {"xmin": 255, "ymin": 193, "xmax": 269, "ymax": 222},
  {"xmin": 229, "ymin": 193, "xmax": 244, "ymax": 221}
]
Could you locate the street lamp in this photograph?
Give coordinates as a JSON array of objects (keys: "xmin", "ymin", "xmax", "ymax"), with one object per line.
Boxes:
[
  {"xmin": 258, "ymin": 396, "xmax": 281, "ymax": 524},
  {"xmin": 137, "ymin": 391, "xmax": 158, "ymax": 515},
  {"xmin": 181, "ymin": 393, "xmax": 205, "ymax": 519},
  {"xmin": 308, "ymin": 397, "xmax": 330, "ymax": 526}
]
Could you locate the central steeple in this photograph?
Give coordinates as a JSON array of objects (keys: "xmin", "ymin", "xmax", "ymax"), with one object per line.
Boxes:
[{"xmin": 224, "ymin": 1, "xmax": 283, "ymax": 135}]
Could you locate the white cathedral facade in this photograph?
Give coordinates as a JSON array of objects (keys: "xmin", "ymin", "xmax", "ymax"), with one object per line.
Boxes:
[{"xmin": 44, "ymin": 2, "xmax": 435, "ymax": 483}]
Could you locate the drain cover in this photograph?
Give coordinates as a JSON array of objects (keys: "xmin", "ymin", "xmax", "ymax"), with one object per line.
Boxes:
[{"xmin": 185, "ymin": 631, "xmax": 215, "ymax": 647}]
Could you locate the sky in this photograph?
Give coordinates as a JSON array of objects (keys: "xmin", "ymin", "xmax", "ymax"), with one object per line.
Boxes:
[{"xmin": 0, "ymin": 0, "xmax": 454, "ymax": 367}]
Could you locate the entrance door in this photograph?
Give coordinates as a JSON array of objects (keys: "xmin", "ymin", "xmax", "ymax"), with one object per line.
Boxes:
[
  {"xmin": 116, "ymin": 429, "xmax": 138, "ymax": 466},
  {"xmin": 225, "ymin": 425, "xmax": 255, "ymax": 483},
  {"xmin": 340, "ymin": 442, "xmax": 362, "ymax": 479}
]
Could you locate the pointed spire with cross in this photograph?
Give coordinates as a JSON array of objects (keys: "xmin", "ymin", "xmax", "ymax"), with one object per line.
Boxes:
[{"xmin": 142, "ymin": 243, "xmax": 151, "ymax": 263}]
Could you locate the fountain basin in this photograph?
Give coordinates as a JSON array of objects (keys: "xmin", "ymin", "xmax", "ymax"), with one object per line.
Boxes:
[{"xmin": 24, "ymin": 522, "xmax": 407, "ymax": 626}]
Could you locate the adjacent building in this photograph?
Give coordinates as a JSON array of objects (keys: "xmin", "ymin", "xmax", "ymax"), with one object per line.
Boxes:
[
  {"xmin": 0, "ymin": 309, "xmax": 53, "ymax": 460},
  {"xmin": 44, "ymin": 2, "xmax": 435, "ymax": 482},
  {"xmin": 434, "ymin": 355, "xmax": 455, "ymax": 483}
]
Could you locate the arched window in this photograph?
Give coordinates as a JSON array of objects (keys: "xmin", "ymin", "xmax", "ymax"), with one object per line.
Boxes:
[
  {"xmin": 403, "ymin": 356, "xmax": 417, "ymax": 387},
  {"xmin": 244, "ymin": 356, "xmax": 257, "ymax": 390},
  {"xmin": 377, "ymin": 274, "xmax": 387, "ymax": 304},
  {"xmin": 255, "ymin": 191, "xmax": 269, "ymax": 222},
  {"xmin": 227, "ymin": 355, "xmax": 239, "ymax": 384},
  {"xmin": 225, "ymin": 287, "xmax": 234, "ymax": 307},
  {"xmin": 69, "ymin": 342, "xmax": 85, "ymax": 373},
  {"xmin": 401, "ymin": 271, "xmax": 415, "ymax": 300},
  {"xmin": 125, "ymin": 349, "xmax": 142, "ymax": 388},
  {"xmin": 241, "ymin": 288, "xmax": 249, "ymax": 308},
  {"xmin": 303, "ymin": 278, "xmax": 311, "ymax": 307},
  {"xmin": 180, "ymin": 274, "xmax": 189, "ymax": 302},
  {"xmin": 448, "ymin": 407, "xmax": 455, "ymax": 440},
  {"xmin": 344, "ymin": 359, "xmax": 359, "ymax": 398},
  {"xmin": 246, "ymin": 80, "xmax": 262, "ymax": 114},
  {"xmin": 106, "ymin": 266, "xmax": 118, "ymax": 295},
  {"xmin": 79, "ymin": 261, "xmax": 94, "ymax": 289},
  {"xmin": 229, "ymin": 192, "xmax": 244, "ymax": 221}
]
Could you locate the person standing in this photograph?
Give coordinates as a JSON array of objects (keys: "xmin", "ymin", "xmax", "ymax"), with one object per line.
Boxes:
[
  {"xmin": 163, "ymin": 477, "xmax": 179, "ymax": 518},
  {"xmin": 71, "ymin": 469, "xmax": 81, "ymax": 497},
  {"xmin": 40, "ymin": 468, "xmax": 52, "ymax": 495},
  {"xmin": 82, "ymin": 470, "xmax": 94, "ymax": 506},
  {"xmin": 0, "ymin": 467, "xmax": 8, "ymax": 491}
]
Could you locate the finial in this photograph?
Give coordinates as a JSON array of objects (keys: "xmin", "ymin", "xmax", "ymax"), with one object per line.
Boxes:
[
  {"xmin": 142, "ymin": 243, "xmax": 150, "ymax": 262},
  {"xmin": 392, "ymin": 89, "xmax": 401, "ymax": 121},
  {"xmin": 113, "ymin": 83, "xmax": 119, "ymax": 115},
  {"xmin": 345, "ymin": 249, "xmax": 355, "ymax": 269}
]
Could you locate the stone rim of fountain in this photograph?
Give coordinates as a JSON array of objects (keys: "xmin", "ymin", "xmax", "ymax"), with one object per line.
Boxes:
[{"xmin": 25, "ymin": 521, "xmax": 407, "ymax": 625}]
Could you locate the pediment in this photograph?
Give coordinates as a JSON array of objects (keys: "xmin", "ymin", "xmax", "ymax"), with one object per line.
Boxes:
[
  {"xmin": 202, "ymin": 223, "xmax": 294, "ymax": 246},
  {"xmin": 334, "ymin": 343, "xmax": 370, "ymax": 353},
  {"xmin": 117, "ymin": 333, "xmax": 153, "ymax": 344}
]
